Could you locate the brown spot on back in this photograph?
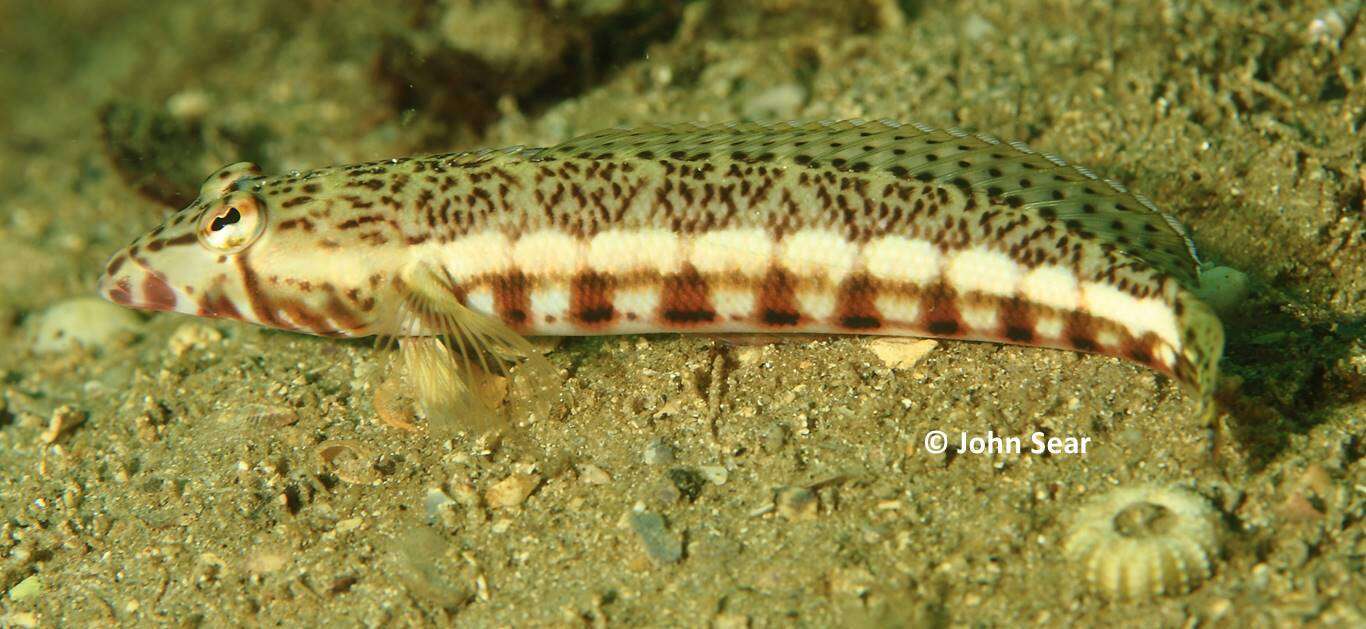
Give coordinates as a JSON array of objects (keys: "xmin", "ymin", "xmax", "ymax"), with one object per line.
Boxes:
[
  {"xmin": 105, "ymin": 254, "xmax": 127, "ymax": 276},
  {"xmin": 337, "ymin": 215, "xmax": 385, "ymax": 230},
  {"xmin": 162, "ymin": 233, "xmax": 197, "ymax": 247},
  {"xmin": 278, "ymin": 218, "xmax": 314, "ymax": 231}
]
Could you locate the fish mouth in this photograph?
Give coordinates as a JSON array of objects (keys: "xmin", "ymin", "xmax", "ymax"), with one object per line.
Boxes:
[{"xmin": 96, "ymin": 253, "xmax": 183, "ymax": 313}]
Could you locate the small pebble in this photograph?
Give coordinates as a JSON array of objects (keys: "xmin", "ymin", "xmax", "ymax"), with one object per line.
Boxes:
[
  {"xmin": 244, "ymin": 548, "xmax": 288, "ymax": 574},
  {"xmin": 388, "ymin": 527, "xmax": 473, "ymax": 608},
  {"xmin": 865, "ymin": 338, "xmax": 938, "ymax": 370},
  {"xmin": 315, "ymin": 440, "xmax": 383, "ymax": 485},
  {"xmin": 577, "ymin": 463, "xmax": 612, "ymax": 485},
  {"xmin": 743, "ymin": 84, "xmax": 807, "ymax": 119},
  {"xmin": 713, "ymin": 613, "xmax": 751, "ymax": 629},
  {"xmin": 167, "ymin": 322, "xmax": 223, "ymax": 356},
  {"xmin": 775, "ymin": 486, "xmax": 820, "ymax": 520},
  {"xmin": 759, "ymin": 424, "xmax": 789, "ymax": 453},
  {"xmin": 628, "ymin": 510, "xmax": 683, "ymax": 565},
  {"xmin": 652, "ymin": 481, "xmax": 682, "ymax": 506},
  {"xmin": 7, "ymin": 575, "xmax": 43, "ymax": 602},
  {"xmin": 39, "ymin": 405, "xmax": 85, "ymax": 444},
  {"xmin": 643, "ymin": 439, "xmax": 676, "ymax": 466},
  {"xmin": 424, "ymin": 487, "xmax": 457, "ymax": 523},
  {"xmin": 485, "ymin": 473, "xmax": 540, "ymax": 509},
  {"xmin": 29, "ymin": 297, "xmax": 140, "ymax": 354},
  {"xmin": 166, "ymin": 89, "xmax": 212, "ymax": 120},
  {"xmin": 699, "ymin": 465, "xmax": 729, "ymax": 485},
  {"xmin": 1307, "ymin": 1, "xmax": 1359, "ymax": 46},
  {"xmin": 448, "ymin": 482, "xmax": 481, "ymax": 509},
  {"xmin": 335, "ymin": 518, "xmax": 364, "ymax": 533},
  {"xmin": 1194, "ymin": 266, "xmax": 1250, "ymax": 315},
  {"xmin": 2, "ymin": 612, "xmax": 37, "ymax": 628}
]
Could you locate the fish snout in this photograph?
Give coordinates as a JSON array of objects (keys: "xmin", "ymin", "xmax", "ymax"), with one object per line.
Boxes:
[{"xmin": 96, "ymin": 252, "xmax": 181, "ymax": 313}]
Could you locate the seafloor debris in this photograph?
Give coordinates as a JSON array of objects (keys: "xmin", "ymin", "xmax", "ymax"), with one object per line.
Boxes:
[
  {"xmin": 576, "ymin": 463, "xmax": 612, "ymax": 485},
  {"xmin": 484, "ymin": 473, "xmax": 540, "ymax": 509},
  {"xmin": 387, "ymin": 527, "xmax": 475, "ymax": 611},
  {"xmin": 29, "ymin": 297, "xmax": 140, "ymax": 355},
  {"xmin": 39, "ymin": 405, "xmax": 85, "ymax": 444},
  {"xmin": 775, "ymin": 486, "xmax": 820, "ymax": 521},
  {"xmin": 98, "ymin": 101, "xmax": 211, "ymax": 208},
  {"xmin": 375, "ymin": 0, "xmax": 684, "ymax": 147},
  {"xmin": 315, "ymin": 439, "xmax": 384, "ymax": 485},
  {"xmin": 1194, "ymin": 266, "xmax": 1251, "ymax": 316},
  {"xmin": 373, "ymin": 374, "xmax": 420, "ymax": 433},
  {"xmin": 865, "ymin": 338, "xmax": 939, "ymax": 370},
  {"xmin": 7, "ymin": 575, "xmax": 43, "ymax": 602},
  {"xmin": 1063, "ymin": 484, "xmax": 1222, "ymax": 599},
  {"xmin": 627, "ymin": 509, "xmax": 683, "ymax": 565},
  {"xmin": 642, "ymin": 439, "xmax": 677, "ymax": 466},
  {"xmin": 166, "ymin": 322, "xmax": 223, "ymax": 357},
  {"xmin": 666, "ymin": 468, "xmax": 706, "ymax": 503},
  {"xmin": 1307, "ymin": 1, "xmax": 1361, "ymax": 48}
]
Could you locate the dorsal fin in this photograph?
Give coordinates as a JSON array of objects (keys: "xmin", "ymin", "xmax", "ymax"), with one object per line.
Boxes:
[{"xmin": 542, "ymin": 120, "xmax": 1202, "ymax": 286}]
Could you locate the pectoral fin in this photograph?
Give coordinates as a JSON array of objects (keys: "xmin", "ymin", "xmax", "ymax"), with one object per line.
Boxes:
[{"xmin": 388, "ymin": 263, "xmax": 559, "ymax": 436}]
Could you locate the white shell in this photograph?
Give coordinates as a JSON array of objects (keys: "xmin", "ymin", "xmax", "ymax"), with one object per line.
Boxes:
[{"xmin": 1062, "ymin": 484, "xmax": 1221, "ymax": 599}]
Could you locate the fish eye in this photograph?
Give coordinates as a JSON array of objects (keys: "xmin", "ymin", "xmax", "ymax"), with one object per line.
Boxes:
[{"xmin": 198, "ymin": 192, "xmax": 267, "ymax": 253}]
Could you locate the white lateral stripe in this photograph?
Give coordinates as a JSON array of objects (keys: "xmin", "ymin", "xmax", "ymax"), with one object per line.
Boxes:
[
  {"xmin": 689, "ymin": 228, "xmax": 773, "ymax": 276},
  {"xmin": 587, "ymin": 229, "xmax": 682, "ymax": 275},
  {"xmin": 874, "ymin": 293, "xmax": 921, "ymax": 323},
  {"xmin": 961, "ymin": 305, "xmax": 999, "ymax": 331},
  {"xmin": 1020, "ymin": 265, "xmax": 1080, "ymax": 311},
  {"xmin": 514, "ymin": 230, "xmax": 582, "ymax": 276},
  {"xmin": 1035, "ymin": 315, "xmax": 1064, "ymax": 339},
  {"xmin": 529, "ymin": 285, "xmax": 571, "ymax": 321},
  {"xmin": 945, "ymin": 247, "xmax": 1021, "ymax": 297},
  {"xmin": 795, "ymin": 288, "xmax": 838, "ymax": 321},
  {"xmin": 440, "ymin": 231, "xmax": 513, "ymax": 279},
  {"xmin": 712, "ymin": 288, "xmax": 757, "ymax": 319},
  {"xmin": 779, "ymin": 229, "xmax": 858, "ymax": 283},
  {"xmin": 464, "ymin": 287, "xmax": 497, "ymax": 318},
  {"xmin": 1081, "ymin": 282, "xmax": 1180, "ymax": 346},
  {"xmin": 614, "ymin": 286, "xmax": 661, "ymax": 319},
  {"xmin": 863, "ymin": 236, "xmax": 941, "ymax": 285}
]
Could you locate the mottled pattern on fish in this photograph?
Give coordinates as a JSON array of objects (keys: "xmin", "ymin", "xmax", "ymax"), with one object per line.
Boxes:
[{"xmin": 98, "ymin": 119, "xmax": 1225, "ymax": 402}]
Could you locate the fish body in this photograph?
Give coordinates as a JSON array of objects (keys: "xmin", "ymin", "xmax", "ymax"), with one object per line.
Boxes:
[{"xmin": 98, "ymin": 119, "xmax": 1225, "ymax": 413}]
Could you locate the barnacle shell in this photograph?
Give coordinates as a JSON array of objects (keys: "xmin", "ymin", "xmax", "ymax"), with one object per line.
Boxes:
[{"xmin": 1063, "ymin": 485, "xmax": 1221, "ymax": 599}]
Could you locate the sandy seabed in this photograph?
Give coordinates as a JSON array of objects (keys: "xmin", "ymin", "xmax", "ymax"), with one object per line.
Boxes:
[{"xmin": 0, "ymin": 1, "xmax": 1362, "ymax": 626}]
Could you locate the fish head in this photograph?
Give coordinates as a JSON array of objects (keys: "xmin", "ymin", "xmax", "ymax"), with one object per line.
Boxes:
[{"xmin": 97, "ymin": 161, "xmax": 392, "ymax": 337}]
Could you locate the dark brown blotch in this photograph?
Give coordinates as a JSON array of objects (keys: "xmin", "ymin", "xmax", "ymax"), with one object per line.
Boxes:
[
  {"xmin": 141, "ymin": 273, "xmax": 177, "ymax": 311},
  {"xmin": 659, "ymin": 265, "xmax": 715, "ymax": 325},
  {"xmin": 571, "ymin": 272, "xmax": 615, "ymax": 327}
]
